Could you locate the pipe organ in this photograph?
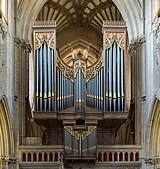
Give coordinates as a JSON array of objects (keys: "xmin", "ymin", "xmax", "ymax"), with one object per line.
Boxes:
[
  {"xmin": 33, "ymin": 21, "xmax": 126, "ymax": 113},
  {"xmin": 33, "ymin": 21, "xmax": 127, "ymax": 162},
  {"xmin": 103, "ymin": 22, "xmax": 126, "ymax": 111},
  {"xmin": 86, "ymin": 67, "xmax": 104, "ymax": 111},
  {"xmin": 64, "ymin": 126, "xmax": 97, "ymax": 157},
  {"xmin": 74, "ymin": 59, "xmax": 86, "ymax": 112},
  {"xmin": 33, "ymin": 21, "xmax": 56, "ymax": 112},
  {"xmin": 56, "ymin": 67, "xmax": 74, "ymax": 111}
]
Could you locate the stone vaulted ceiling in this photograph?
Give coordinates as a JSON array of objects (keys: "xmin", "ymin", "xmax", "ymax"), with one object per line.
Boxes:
[{"xmin": 36, "ymin": 0, "xmax": 123, "ymax": 66}]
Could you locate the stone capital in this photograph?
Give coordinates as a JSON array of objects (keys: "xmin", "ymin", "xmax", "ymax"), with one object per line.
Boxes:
[
  {"xmin": 0, "ymin": 157, "xmax": 16, "ymax": 165},
  {"xmin": 0, "ymin": 18, "xmax": 5, "ymax": 39},
  {"xmin": 154, "ymin": 17, "xmax": 160, "ymax": 38},
  {"xmin": 128, "ymin": 36, "xmax": 146, "ymax": 54}
]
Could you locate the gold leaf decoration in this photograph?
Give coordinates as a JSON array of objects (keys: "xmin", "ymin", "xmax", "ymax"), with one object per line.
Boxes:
[
  {"xmin": 64, "ymin": 126, "xmax": 96, "ymax": 140},
  {"xmin": 105, "ymin": 32, "xmax": 124, "ymax": 49},
  {"xmin": 35, "ymin": 32, "xmax": 54, "ymax": 50},
  {"xmin": 57, "ymin": 56, "xmax": 74, "ymax": 82},
  {"xmin": 86, "ymin": 57, "xmax": 103, "ymax": 82},
  {"xmin": 74, "ymin": 60, "xmax": 87, "ymax": 78}
]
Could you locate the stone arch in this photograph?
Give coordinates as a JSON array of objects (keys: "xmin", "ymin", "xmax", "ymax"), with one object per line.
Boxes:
[
  {"xmin": 17, "ymin": 0, "xmax": 142, "ymax": 43},
  {"xmin": 0, "ymin": 96, "xmax": 14, "ymax": 162},
  {"xmin": 146, "ymin": 90, "xmax": 160, "ymax": 162}
]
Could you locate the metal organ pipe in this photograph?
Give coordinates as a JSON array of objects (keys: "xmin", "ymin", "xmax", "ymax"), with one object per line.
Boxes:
[
  {"xmin": 105, "ymin": 50, "xmax": 109, "ymax": 111},
  {"xmin": 121, "ymin": 49, "xmax": 125, "ymax": 111},
  {"xmin": 56, "ymin": 67, "xmax": 74, "ymax": 111},
  {"xmin": 113, "ymin": 42, "xmax": 117, "ymax": 111},
  {"xmin": 51, "ymin": 49, "xmax": 54, "ymax": 111},
  {"xmin": 117, "ymin": 47, "xmax": 121, "ymax": 111},
  {"xmin": 105, "ymin": 41, "xmax": 125, "ymax": 111},
  {"xmin": 47, "ymin": 45, "xmax": 51, "ymax": 111},
  {"xmin": 86, "ymin": 68, "xmax": 103, "ymax": 111},
  {"xmin": 100, "ymin": 68, "xmax": 103, "ymax": 110},
  {"xmin": 36, "ymin": 50, "xmax": 39, "ymax": 111},
  {"xmin": 39, "ymin": 46, "xmax": 43, "ymax": 111},
  {"xmin": 109, "ymin": 47, "xmax": 113, "ymax": 111}
]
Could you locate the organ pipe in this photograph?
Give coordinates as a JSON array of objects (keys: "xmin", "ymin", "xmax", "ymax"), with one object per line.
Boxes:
[
  {"xmin": 51, "ymin": 49, "xmax": 54, "ymax": 111},
  {"xmin": 33, "ymin": 20, "xmax": 56, "ymax": 112},
  {"xmin": 113, "ymin": 42, "xmax": 117, "ymax": 111},
  {"xmin": 47, "ymin": 45, "xmax": 51, "ymax": 111},
  {"xmin": 86, "ymin": 68, "xmax": 103, "ymax": 111},
  {"xmin": 121, "ymin": 49, "xmax": 125, "ymax": 111},
  {"xmin": 104, "ymin": 40, "xmax": 125, "ymax": 111},
  {"xmin": 117, "ymin": 47, "xmax": 121, "ymax": 111},
  {"xmin": 56, "ymin": 67, "xmax": 74, "ymax": 111},
  {"xmin": 36, "ymin": 50, "xmax": 39, "ymax": 111},
  {"xmin": 109, "ymin": 47, "xmax": 113, "ymax": 111},
  {"xmin": 39, "ymin": 46, "xmax": 43, "ymax": 111},
  {"xmin": 43, "ymin": 43, "xmax": 47, "ymax": 111}
]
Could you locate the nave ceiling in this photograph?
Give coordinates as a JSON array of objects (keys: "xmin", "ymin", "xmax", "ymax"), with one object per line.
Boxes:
[{"xmin": 36, "ymin": 0, "xmax": 124, "ymax": 67}]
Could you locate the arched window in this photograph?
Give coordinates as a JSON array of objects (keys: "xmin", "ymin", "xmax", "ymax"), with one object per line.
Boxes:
[
  {"xmin": 38, "ymin": 153, "xmax": 42, "ymax": 161},
  {"xmin": 54, "ymin": 152, "xmax": 58, "ymax": 162},
  {"xmin": 49, "ymin": 152, "xmax": 53, "ymax": 161},
  {"xmin": 125, "ymin": 152, "xmax": 128, "ymax": 161},
  {"xmin": 98, "ymin": 152, "xmax": 102, "ymax": 161},
  {"xmin": 44, "ymin": 153, "xmax": 48, "ymax": 161},
  {"xmin": 103, "ymin": 152, "xmax": 107, "ymax": 161},
  {"xmin": 33, "ymin": 153, "xmax": 37, "ymax": 162},
  {"xmin": 130, "ymin": 152, "xmax": 133, "ymax": 161},
  {"xmin": 28, "ymin": 153, "xmax": 31, "ymax": 162},
  {"xmin": 22, "ymin": 153, "xmax": 26, "ymax": 162},
  {"xmin": 119, "ymin": 152, "xmax": 123, "ymax": 161},
  {"xmin": 109, "ymin": 152, "xmax": 112, "ymax": 161},
  {"xmin": 114, "ymin": 152, "xmax": 117, "ymax": 161},
  {"xmin": 135, "ymin": 152, "xmax": 139, "ymax": 161}
]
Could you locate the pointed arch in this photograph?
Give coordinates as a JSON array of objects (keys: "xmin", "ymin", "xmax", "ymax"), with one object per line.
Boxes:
[
  {"xmin": 0, "ymin": 96, "xmax": 14, "ymax": 160},
  {"xmin": 17, "ymin": 0, "xmax": 142, "ymax": 43},
  {"xmin": 146, "ymin": 92, "xmax": 160, "ymax": 159}
]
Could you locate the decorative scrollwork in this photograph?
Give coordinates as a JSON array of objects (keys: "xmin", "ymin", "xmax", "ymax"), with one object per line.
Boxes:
[
  {"xmin": 35, "ymin": 32, "xmax": 54, "ymax": 50},
  {"xmin": 86, "ymin": 57, "xmax": 103, "ymax": 82},
  {"xmin": 33, "ymin": 20, "xmax": 56, "ymax": 28},
  {"xmin": 105, "ymin": 32, "xmax": 125, "ymax": 49},
  {"xmin": 103, "ymin": 21, "xmax": 126, "ymax": 27},
  {"xmin": 74, "ymin": 59, "xmax": 87, "ymax": 78},
  {"xmin": 57, "ymin": 56, "xmax": 74, "ymax": 82},
  {"xmin": 64, "ymin": 126, "xmax": 96, "ymax": 140}
]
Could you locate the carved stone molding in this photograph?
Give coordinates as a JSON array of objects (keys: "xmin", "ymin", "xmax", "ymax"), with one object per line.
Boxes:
[
  {"xmin": 154, "ymin": 18, "xmax": 160, "ymax": 38},
  {"xmin": 128, "ymin": 36, "xmax": 146, "ymax": 54},
  {"xmin": 156, "ymin": 43, "xmax": 160, "ymax": 70},
  {"xmin": 14, "ymin": 37, "xmax": 31, "ymax": 52},
  {"xmin": 0, "ymin": 157, "xmax": 16, "ymax": 165},
  {"xmin": 0, "ymin": 18, "xmax": 5, "ymax": 39}
]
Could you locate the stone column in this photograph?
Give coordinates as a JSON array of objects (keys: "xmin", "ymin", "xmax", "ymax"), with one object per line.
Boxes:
[
  {"xmin": 155, "ymin": 18, "xmax": 160, "ymax": 71},
  {"xmin": 129, "ymin": 37, "xmax": 146, "ymax": 145},
  {"xmin": 0, "ymin": 19, "xmax": 5, "ymax": 93},
  {"xmin": 14, "ymin": 37, "xmax": 31, "ymax": 145}
]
